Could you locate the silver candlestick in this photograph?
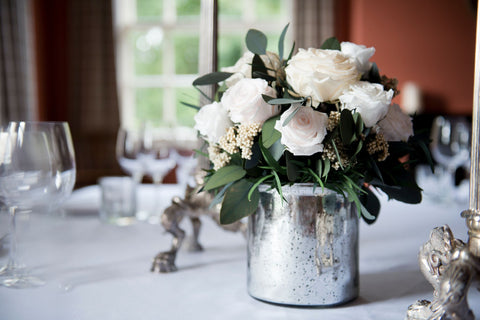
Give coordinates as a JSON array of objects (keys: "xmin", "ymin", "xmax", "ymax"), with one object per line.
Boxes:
[{"xmin": 406, "ymin": 2, "xmax": 480, "ymax": 319}]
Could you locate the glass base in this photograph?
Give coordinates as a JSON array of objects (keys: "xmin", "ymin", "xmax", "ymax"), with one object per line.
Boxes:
[{"xmin": 0, "ymin": 264, "xmax": 45, "ymax": 289}]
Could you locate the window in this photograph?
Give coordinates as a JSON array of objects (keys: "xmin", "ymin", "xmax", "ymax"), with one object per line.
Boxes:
[{"xmin": 114, "ymin": 0, "xmax": 292, "ymax": 142}]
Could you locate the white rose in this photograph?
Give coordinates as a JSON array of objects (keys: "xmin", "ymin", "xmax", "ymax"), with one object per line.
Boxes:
[
  {"xmin": 339, "ymin": 81, "xmax": 394, "ymax": 127},
  {"xmin": 194, "ymin": 102, "xmax": 233, "ymax": 144},
  {"xmin": 285, "ymin": 48, "xmax": 360, "ymax": 106},
  {"xmin": 378, "ymin": 104, "xmax": 413, "ymax": 141},
  {"xmin": 221, "ymin": 51, "xmax": 281, "ymax": 87},
  {"xmin": 341, "ymin": 41, "xmax": 375, "ymax": 74},
  {"xmin": 221, "ymin": 78, "xmax": 280, "ymax": 125},
  {"xmin": 274, "ymin": 105, "xmax": 329, "ymax": 156}
]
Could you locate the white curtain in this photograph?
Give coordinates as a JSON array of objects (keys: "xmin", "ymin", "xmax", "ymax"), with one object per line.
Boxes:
[
  {"xmin": 0, "ymin": 0, "xmax": 37, "ymax": 126},
  {"xmin": 293, "ymin": 0, "xmax": 335, "ymax": 49}
]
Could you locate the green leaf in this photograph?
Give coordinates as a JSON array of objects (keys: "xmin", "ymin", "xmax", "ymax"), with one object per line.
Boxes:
[
  {"xmin": 320, "ymin": 37, "xmax": 341, "ymax": 50},
  {"xmin": 352, "ymin": 112, "xmax": 364, "ymax": 137},
  {"xmin": 245, "ymin": 142, "xmax": 261, "ymax": 170},
  {"xmin": 262, "ymin": 94, "xmax": 275, "ymax": 103},
  {"xmin": 306, "ymin": 167, "xmax": 324, "ymax": 190},
  {"xmin": 259, "ymin": 136, "xmax": 286, "ymax": 175},
  {"xmin": 268, "ymin": 139, "xmax": 285, "ymax": 161},
  {"xmin": 193, "ymin": 72, "xmax": 234, "ymax": 86},
  {"xmin": 268, "ymin": 98, "xmax": 305, "ymax": 105},
  {"xmin": 282, "ymin": 105, "xmax": 301, "ymax": 127},
  {"xmin": 322, "ymin": 158, "xmax": 331, "ymax": 178},
  {"xmin": 278, "ymin": 23, "xmax": 290, "ymax": 61},
  {"xmin": 331, "ymin": 140, "xmax": 344, "ymax": 170},
  {"xmin": 271, "ymin": 170, "xmax": 284, "ymax": 202},
  {"xmin": 364, "ymin": 62, "xmax": 381, "ymax": 83},
  {"xmin": 359, "ymin": 186, "xmax": 380, "ymax": 224},
  {"xmin": 208, "ymin": 182, "xmax": 233, "ymax": 209},
  {"xmin": 180, "ymin": 101, "xmax": 200, "ymax": 111},
  {"xmin": 350, "ymin": 140, "xmax": 363, "ymax": 162},
  {"xmin": 204, "ymin": 165, "xmax": 246, "ymax": 191},
  {"xmin": 262, "ymin": 115, "xmax": 281, "ymax": 148},
  {"xmin": 252, "ymin": 71, "xmax": 276, "ymax": 82},
  {"xmin": 246, "ymin": 29, "xmax": 267, "ymax": 55},
  {"xmin": 340, "ymin": 109, "xmax": 356, "ymax": 145},
  {"xmin": 370, "ymin": 178, "xmax": 422, "ymax": 204},
  {"xmin": 287, "ymin": 41, "xmax": 296, "ymax": 60},
  {"xmin": 368, "ymin": 157, "xmax": 384, "ymax": 183},
  {"xmin": 251, "ymin": 54, "xmax": 268, "ymax": 77},
  {"xmin": 249, "ymin": 175, "xmax": 273, "ymax": 200},
  {"xmin": 220, "ymin": 180, "xmax": 260, "ymax": 224},
  {"xmin": 286, "ymin": 152, "xmax": 299, "ymax": 182}
]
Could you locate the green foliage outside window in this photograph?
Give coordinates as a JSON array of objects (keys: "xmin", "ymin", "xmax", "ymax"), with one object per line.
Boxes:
[{"xmin": 128, "ymin": 0, "xmax": 289, "ymax": 129}]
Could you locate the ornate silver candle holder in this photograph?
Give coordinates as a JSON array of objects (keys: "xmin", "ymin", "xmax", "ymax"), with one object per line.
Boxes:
[{"xmin": 406, "ymin": 2, "xmax": 480, "ymax": 317}]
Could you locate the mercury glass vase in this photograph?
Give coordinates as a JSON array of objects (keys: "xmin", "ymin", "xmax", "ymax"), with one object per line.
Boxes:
[{"xmin": 247, "ymin": 184, "xmax": 359, "ymax": 306}]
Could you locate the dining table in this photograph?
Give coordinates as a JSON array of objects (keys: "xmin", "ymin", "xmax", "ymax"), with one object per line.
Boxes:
[{"xmin": 0, "ymin": 181, "xmax": 479, "ymax": 320}]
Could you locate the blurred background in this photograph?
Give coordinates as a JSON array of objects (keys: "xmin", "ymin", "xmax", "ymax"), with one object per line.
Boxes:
[{"xmin": 0, "ymin": 0, "xmax": 476, "ymax": 187}]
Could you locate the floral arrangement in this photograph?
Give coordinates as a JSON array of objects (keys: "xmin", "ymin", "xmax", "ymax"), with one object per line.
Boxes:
[{"xmin": 190, "ymin": 25, "xmax": 431, "ymax": 225}]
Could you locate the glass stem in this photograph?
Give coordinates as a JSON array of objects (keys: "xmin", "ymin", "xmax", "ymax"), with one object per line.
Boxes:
[
  {"xmin": 152, "ymin": 174, "xmax": 161, "ymax": 218},
  {"xmin": 7, "ymin": 206, "xmax": 18, "ymax": 270}
]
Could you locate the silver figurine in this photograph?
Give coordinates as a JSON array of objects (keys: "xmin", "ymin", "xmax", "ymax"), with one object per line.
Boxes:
[{"xmin": 151, "ymin": 172, "xmax": 246, "ymax": 273}]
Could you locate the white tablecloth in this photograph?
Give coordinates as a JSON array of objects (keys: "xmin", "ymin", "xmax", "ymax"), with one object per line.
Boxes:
[{"xmin": 0, "ymin": 184, "xmax": 479, "ymax": 320}]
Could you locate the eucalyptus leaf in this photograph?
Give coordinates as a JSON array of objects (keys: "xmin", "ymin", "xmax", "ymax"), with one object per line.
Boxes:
[
  {"xmin": 268, "ymin": 139, "xmax": 285, "ymax": 161},
  {"xmin": 204, "ymin": 165, "xmax": 246, "ymax": 191},
  {"xmin": 282, "ymin": 105, "xmax": 301, "ymax": 127},
  {"xmin": 287, "ymin": 41, "xmax": 295, "ymax": 60},
  {"xmin": 262, "ymin": 94, "xmax": 275, "ymax": 103},
  {"xmin": 208, "ymin": 182, "xmax": 233, "ymax": 209},
  {"xmin": 262, "ymin": 115, "xmax": 281, "ymax": 148},
  {"xmin": 220, "ymin": 180, "xmax": 260, "ymax": 224},
  {"xmin": 320, "ymin": 37, "xmax": 341, "ymax": 50},
  {"xmin": 268, "ymin": 98, "xmax": 305, "ymax": 105},
  {"xmin": 180, "ymin": 101, "xmax": 200, "ymax": 111},
  {"xmin": 246, "ymin": 29, "xmax": 267, "ymax": 55},
  {"xmin": 193, "ymin": 72, "xmax": 234, "ymax": 86},
  {"xmin": 278, "ymin": 23, "xmax": 289, "ymax": 61}
]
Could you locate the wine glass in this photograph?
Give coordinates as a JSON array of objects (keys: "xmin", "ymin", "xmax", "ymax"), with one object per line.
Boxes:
[
  {"xmin": 116, "ymin": 128, "xmax": 144, "ymax": 184},
  {"xmin": 429, "ymin": 116, "xmax": 471, "ymax": 202},
  {"xmin": 140, "ymin": 126, "xmax": 176, "ymax": 223},
  {"xmin": 0, "ymin": 121, "xmax": 75, "ymax": 288}
]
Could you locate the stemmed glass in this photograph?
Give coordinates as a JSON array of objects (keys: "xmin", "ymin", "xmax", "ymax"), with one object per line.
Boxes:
[
  {"xmin": 116, "ymin": 128, "xmax": 145, "ymax": 184},
  {"xmin": 140, "ymin": 126, "xmax": 176, "ymax": 223},
  {"xmin": 0, "ymin": 121, "xmax": 76, "ymax": 288},
  {"xmin": 429, "ymin": 116, "xmax": 471, "ymax": 201}
]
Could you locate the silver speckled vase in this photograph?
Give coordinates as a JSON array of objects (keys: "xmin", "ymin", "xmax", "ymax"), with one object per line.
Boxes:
[{"xmin": 247, "ymin": 184, "xmax": 359, "ymax": 306}]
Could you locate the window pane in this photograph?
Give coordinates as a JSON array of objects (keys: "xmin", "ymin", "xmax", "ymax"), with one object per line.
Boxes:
[
  {"xmin": 131, "ymin": 28, "xmax": 164, "ymax": 75},
  {"xmin": 218, "ymin": 0, "xmax": 242, "ymax": 19},
  {"xmin": 174, "ymin": 33, "xmax": 199, "ymax": 74},
  {"xmin": 136, "ymin": 0, "xmax": 162, "ymax": 21},
  {"xmin": 176, "ymin": 87, "xmax": 199, "ymax": 127},
  {"xmin": 256, "ymin": 0, "xmax": 288, "ymax": 19},
  {"xmin": 217, "ymin": 34, "xmax": 243, "ymax": 70},
  {"xmin": 176, "ymin": 0, "xmax": 200, "ymax": 18},
  {"xmin": 135, "ymin": 88, "xmax": 164, "ymax": 127},
  {"xmin": 265, "ymin": 32, "xmax": 282, "ymax": 53}
]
